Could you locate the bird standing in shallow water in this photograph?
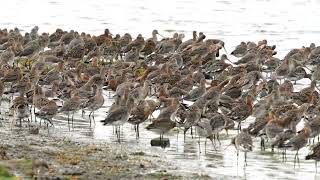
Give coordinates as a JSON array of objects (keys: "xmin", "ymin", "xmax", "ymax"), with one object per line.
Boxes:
[
  {"xmin": 233, "ymin": 129, "xmax": 253, "ymax": 166},
  {"xmin": 195, "ymin": 118, "xmax": 215, "ymax": 153},
  {"xmin": 146, "ymin": 118, "xmax": 176, "ymax": 145},
  {"xmin": 58, "ymin": 91, "xmax": 81, "ymax": 130},
  {"xmin": 282, "ymin": 126, "xmax": 311, "ymax": 167},
  {"xmin": 15, "ymin": 102, "xmax": 30, "ymax": 127},
  {"xmin": 81, "ymin": 86, "xmax": 104, "ymax": 126},
  {"xmin": 35, "ymin": 100, "xmax": 58, "ymax": 133},
  {"xmin": 306, "ymin": 143, "xmax": 320, "ymax": 172},
  {"xmin": 101, "ymin": 91, "xmax": 135, "ymax": 142}
]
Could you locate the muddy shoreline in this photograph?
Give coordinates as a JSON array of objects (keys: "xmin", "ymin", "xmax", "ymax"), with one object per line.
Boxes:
[{"xmin": 0, "ymin": 118, "xmax": 213, "ymax": 180}]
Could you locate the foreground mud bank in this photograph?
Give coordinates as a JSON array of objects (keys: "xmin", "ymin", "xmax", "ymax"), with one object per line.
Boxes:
[{"xmin": 0, "ymin": 122, "xmax": 210, "ymax": 180}]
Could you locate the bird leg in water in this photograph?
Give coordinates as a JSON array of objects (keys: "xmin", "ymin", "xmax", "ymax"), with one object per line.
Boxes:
[
  {"xmin": 27, "ymin": 118, "xmax": 30, "ymax": 129},
  {"xmin": 34, "ymin": 107, "xmax": 37, "ymax": 122},
  {"xmin": 191, "ymin": 127, "xmax": 194, "ymax": 139},
  {"xmin": 82, "ymin": 110, "xmax": 85, "ymax": 117},
  {"xmin": 115, "ymin": 126, "xmax": 121, "ymax": 143},
  {"xmin": 118, "ymin": 127, "xmax": 121, "ymax": 143},
  {"xmin": 176, "ymin": 127, "xmax": 179, "ymax": 143},
  {"xmin": 198, "ymin": 136, "xmax": 201, "ymax": 154},
  {"xmin": 217, "ymin": 133, "xmax": 221, "ymax": 146},
  {"xmin": 19, "ymin": 118, "xmax": 22, "ymax": 127},
  {"xmin": 29, "ymin": 106, "xmax": 33, "ymax": 122},
  {"xmin": 238, "ymin": 122, "xmax": 242, "ymax": 132},
  {"xmin": 294, "ymin": 150, "xmax": 300, "ymax": 168},
  {"xmin": 237, "ymin": 150, "xmax": 239, "ymax": 167},
  {"xmin": 205, "ymin": 139, "xmax": 207, "ymax": 154},
  {"xmin": 67, "ymin": 113, "xmax": 70, "ymax": 131},
  {"xmin": 244, "ymin": 152, "xmax": 248, "ymax": 166},
  {"xmin": 261, "ymin": 137, "xmax": 265, "ymax": 151},
  {"xmin": 136, "ymin": 124, "xmax": 140, "ymax": 139},
  {"xmin": 71, "ymin": 112, "xmax": 74, "ymax": 129},
  {"xmin": 46, "ymin": 122, "xmax": 50, "ymax": 135}
]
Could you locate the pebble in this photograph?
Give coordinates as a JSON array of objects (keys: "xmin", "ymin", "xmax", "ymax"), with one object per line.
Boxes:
[
  {"xmin": 59, "ymin": 166, "xmax": 85, "ymax": 176},
  {"xmin": 150, "ymin": 138, "xmax": 170, "ymax": 148}
]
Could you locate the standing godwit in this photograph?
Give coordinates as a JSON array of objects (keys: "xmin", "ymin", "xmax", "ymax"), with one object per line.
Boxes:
[
  {"xmin": 282, "ymin": 126, "xmax": 311, "ymax": 167},
  {"xmin": 233, "ymin": 129, "xmax": 253, "ymax": 166},
  {"xmin": 306, "ymin": 143, "xmax": 320, "ymax": 172},
  {"xmin": 101, "ymin": 92, "xmax": 135, "ymax": 142}
]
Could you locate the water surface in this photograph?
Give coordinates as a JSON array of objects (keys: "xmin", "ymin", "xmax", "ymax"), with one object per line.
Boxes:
[{"xmin": 1, "ymin": 0, "xmax": 320, "ymax": 179}]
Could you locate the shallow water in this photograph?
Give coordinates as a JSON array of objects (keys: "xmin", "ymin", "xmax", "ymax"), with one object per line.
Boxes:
[
  {"xmin": 1, "ymin": 88, "xmax": 318, "ymax": 178},
  {"xmin": 2, "ymin": 83, "xmax": 317, "ymax": 180},
  {"xmin": 1, "ymin": 0, "xmax": 320, "ymax": 179}
]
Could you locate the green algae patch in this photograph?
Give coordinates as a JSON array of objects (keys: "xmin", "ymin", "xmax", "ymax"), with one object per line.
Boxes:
[
  {"xmin": 57, "ymin": 152, "xmax": 81, "ymax": 165},
  {"xmin": 0, "ymin": 165, "xmax": 17, "ymax": 180},
  {"xmin": 146, "ymin": 171, "xmax": 182, "ymax": 180},
  {"xmin": 11, "ymin": 158, "xmax": 34, "ymax": 177},
  {"xmin": 130, "ymin": 151, "xmax": 146, "ymax": 156}
]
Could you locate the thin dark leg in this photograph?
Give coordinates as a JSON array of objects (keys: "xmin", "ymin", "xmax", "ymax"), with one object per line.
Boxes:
[
  {"xmin": 297, "ymin": 150, "xmax": 300, "ymax": 168},
  {"xmin": 245, "ymin": 152, "xmax": 247, "ymax": 166},
  {"xmin": 34, "ymin": 107, "xmax": 37, "ymax": 122},
  {"xmin": 198, "ymin": 136, "xmax": 201, "ymax": 154},
  {"xmin": 119, "ymin": 126, "xmax": 121, "ymax": 143},
  {"xmin": 217, "ymin": 133, "xmax": 221, "ymax": 146},
  {"xmin": 176, "ymin": 127, "xmax": 179, "ymax": 143},
  {"xmin": 115, "ymin": 126, "xmax": 118, "ymax": 139},
  {"xmin": 294, "ymin": 151, "xmax": 297, "ymax": 168},
  {"xmin": 238, "ymin": 122, "xmax": 241, "ymax": 132},
  {"xmin": 82, "ymin": 110, "xmax": 85, "ymax": 117},
  {"xmin": 137, "ymin": 124, "xmax": 139, "ymax": 139},
  {"xmin": 47, "ymin": 122, "xmax": 49, "ymax": 135},
  {"xmin": 191, "ymin": 127, "xmax": 193, "ymax": 139},
  {"xmin": 261, "ymin": 137, "xmax": 265, "ymax": 151},
  {"xmin": 67, "ymin": 113, "xmax": 70, "ymax": 131},
  {"xmin": 72, "ymin": 112, "xmax": 74, "ymax": 129},
  {"xmin": 27, "ymin": 118, "xmax": 30, "ymax": 129},
  {"xmin": 237, "ymin": 150, "xmax": 239, "ymax": 167},
  {"xmin": 284, "ymin": 148, "xmax": 287, "ymax": 161},
  {"xmin": 30, "ymin": 106, "xmax": 33, "ymax": 122},
  {"xmin": 205, "ymin": 139, "xmax": 207, "ymax": 154}
]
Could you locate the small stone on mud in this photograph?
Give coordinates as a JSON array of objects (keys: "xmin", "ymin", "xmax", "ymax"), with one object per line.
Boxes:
[
  {"xmin": 95, "ymin": 171, "xmax": 103, "ymax": 175},
  {"xmin": 59, "ymin": 166, "xmax": 85, "ymax": 175},
  {"xmin": 29, "ymin": 126, "xmax": 39, "ymax": 135},
  {"xmin": 150, "ymin": 138, "xmax": 170, "ymax": 148},
  {"xmin": 130, "ymin": 151, "xmax": 146, "ymax": 156}
]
